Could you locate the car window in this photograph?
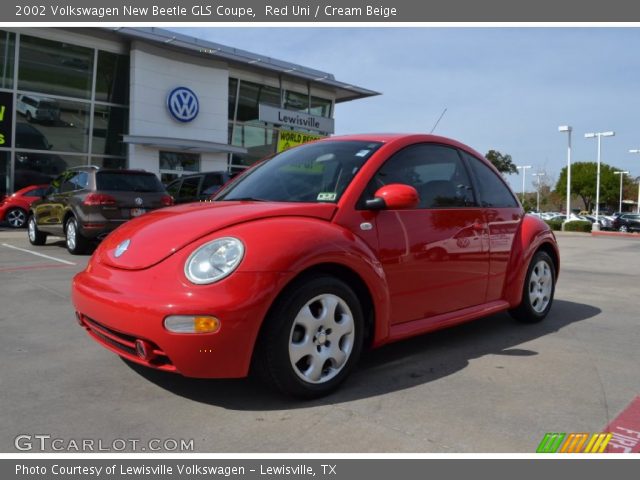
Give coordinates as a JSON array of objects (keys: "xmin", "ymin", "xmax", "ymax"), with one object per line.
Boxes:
[
  {"xmin": 96, "ymin": 172, "xmax": 164, "ymax": 192},
  {"xmin": 462, "ymin": 152, "xmax": 519, "ymax": 208},
  {"xmin": 179, "ymin": 176, "xmax": 201, "ymax": 199},
  {"xmin": 166, "ymin": 179, "xmax": 181, "ymax": 197},
  {"xmin": 60, "ymin": 172, "xmax": 82, "ymax": 193},
  {"xmin": 25, "ymin": 187, "xmax": 46, "ymax": 197},
  {"xmin": 367, "ymin": 144, "xmax": 476, "ymax": 209}
]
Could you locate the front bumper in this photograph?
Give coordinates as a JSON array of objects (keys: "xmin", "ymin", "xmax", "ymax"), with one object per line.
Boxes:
[{"xmin": 72, "ymin": 257, "xmax": 287, "ymax": 378}]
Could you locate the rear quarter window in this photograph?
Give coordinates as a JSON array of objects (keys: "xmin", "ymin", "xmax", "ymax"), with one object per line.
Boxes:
[
  {"xmin": 97, "ymin": 172, "xmax": 164, "ymax": 192},
  {"xmin": 462, "ymin": 151, "xmax": 519, "ymax": 208}
]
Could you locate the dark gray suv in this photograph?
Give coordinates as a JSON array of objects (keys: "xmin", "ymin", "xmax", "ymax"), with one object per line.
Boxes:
[{"xmin": 28, "ymin": 166, "xmax": 173, "ymax": 254}]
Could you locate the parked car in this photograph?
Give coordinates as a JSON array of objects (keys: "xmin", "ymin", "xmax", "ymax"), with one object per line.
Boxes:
[
  {"xmin": 612, "ymin": 213, "xmax": 640, "ymax": 232},
  {"xmin": 165, "ymin": 171, "xmax": 231, "ymax": 204},
  {"xmin": 28, "ymin": 166, "xmax": 173, "ymax": 254},
  {"xmin": 16, "ymin": 95, "xmax": 61, "ymax": 123},
  {"xmin": 72, "ymin": 134, "xmax": 559, "ymax": 398},
  {"xmin": 0, "ymin": 184, "xmax": 49, "ymax": 228}
]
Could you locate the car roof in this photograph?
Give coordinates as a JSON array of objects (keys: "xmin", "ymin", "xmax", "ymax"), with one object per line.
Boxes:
[{"xmin": 318, "ymin": 133, "xmax": 485, "ymax": 159}]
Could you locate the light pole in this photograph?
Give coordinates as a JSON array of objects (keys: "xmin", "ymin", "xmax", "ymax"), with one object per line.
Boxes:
[
  {"xmin": 629, "ymin": 149, "xmax": 640, "ymax": 214},
  {"xmin": 516, "ymin": 165, "xmax": 531, "ymax": 206},
  {"xmin": 585, "ymin": 131, "xmax": 615, "ymax": 230},
  {"xmin": 558, "ymin": 126, "xmax": 572, "ymax": 223},
  {"xmin": 613, "ymin": 170, "xmax": 629, "ymax": 213},
  {"xmin": 532, "ymin": 172, "xmax": 544, "ymax": 212}
]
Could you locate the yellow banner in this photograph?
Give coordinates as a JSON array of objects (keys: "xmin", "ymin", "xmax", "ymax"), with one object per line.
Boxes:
[{"xmin": 277, "ymin": 130, "xmax": 324, "ymax": 152}]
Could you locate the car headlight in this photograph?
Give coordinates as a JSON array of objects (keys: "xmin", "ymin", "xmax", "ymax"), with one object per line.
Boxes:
[{"xmin": 184, "ymin": 237, "xmax": 244, "ymax": 285}]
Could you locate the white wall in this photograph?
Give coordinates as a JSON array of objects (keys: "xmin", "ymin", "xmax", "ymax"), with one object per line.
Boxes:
[{"xmin": 128, "ymin": 41, "xmax": 229, "ymax": 175}]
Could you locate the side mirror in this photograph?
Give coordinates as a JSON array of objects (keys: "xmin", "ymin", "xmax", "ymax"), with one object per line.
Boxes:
[{"xmin": 365, "ymin": 183, "xmax": 420, "ymax": 210}]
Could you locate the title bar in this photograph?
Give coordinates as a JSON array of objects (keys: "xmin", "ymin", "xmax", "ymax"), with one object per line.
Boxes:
[{"xmin": 4, "ymin": 0, "xmax": 640, "ymax": 22}]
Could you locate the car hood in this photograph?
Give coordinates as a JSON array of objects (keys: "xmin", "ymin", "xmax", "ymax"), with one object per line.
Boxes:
[{"xmin": 97, "ymin": 201, "xmax": 337, "ymax": 270}]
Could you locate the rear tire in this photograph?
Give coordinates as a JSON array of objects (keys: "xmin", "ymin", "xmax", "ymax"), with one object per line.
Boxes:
[
  {"xmin": 255, "ymin": 275, "xmax": 364, "ymax": 399},
  {"xmin": 6, "ymin": 208, "xmax": 27, "ymax": 228},
  {"xmin": 27, "ymin": 215, "xmax": 47, "ymax": 245},
  {"xmin": 509, "ymin": 250, "xmax": 556, "ymax": 323},
  {"xmin": 65, "ymin": 217, "xmax": 90, "ymax": 255}
]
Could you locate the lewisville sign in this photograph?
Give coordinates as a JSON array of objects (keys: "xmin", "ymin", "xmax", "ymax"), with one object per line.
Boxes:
[{"xmin": 259, "ymin": 104, "xmax": 334, "ymax": 134}]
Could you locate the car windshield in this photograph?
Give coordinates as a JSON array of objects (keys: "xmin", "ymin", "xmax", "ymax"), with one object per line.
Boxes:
[
  {"xmin": 217, "ymin": 140, "xmax": 382, "ymax": 203},
  {"xmin": 96, "ymin": 172, "xmax": 165, "ymax": 192}
]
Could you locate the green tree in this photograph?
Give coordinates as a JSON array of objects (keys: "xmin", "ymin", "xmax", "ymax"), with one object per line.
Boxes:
[
  {"xmin": 555, "ymin": 162, "xmax": 633, "ymax": 212},
  {"xmin": 485, "ymin": 150, "xmax": 517, "ymax": 175}
]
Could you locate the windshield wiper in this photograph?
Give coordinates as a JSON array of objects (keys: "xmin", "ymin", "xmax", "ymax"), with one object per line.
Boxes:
[{"xmin": 220, "ymin": 196, "xmax": 266, "ymax": 202}]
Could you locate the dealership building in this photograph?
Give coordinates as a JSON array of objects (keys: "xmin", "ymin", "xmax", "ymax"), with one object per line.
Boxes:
[{"xmin": 0, "ymin": 27, "xmax": 378, "ymax": 194}]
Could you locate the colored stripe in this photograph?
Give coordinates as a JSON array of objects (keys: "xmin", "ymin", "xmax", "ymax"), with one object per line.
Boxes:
[
  {"xmin": 562, "ymin": 433, "xmax": 588, "ymax": 453},
  {"xmin": 588, "ymin": 433, "xmax": 608, "ymax": 453},
  {"xmin": 573, "ymin": 433, "xmax": 589, "ymax": 453},
  {"xmin": 1, "ymin": 243, "xmax": 77, "ymax": 265},
  {"xmin": 537, "ymin": 433, "xmax": 565, "ymax": 453},
  {"xmin": 596, "ymin": 433, "xmax": 612, "ymax": 453},
  {"xmin": 584, "ymin": 434, "xmax": 599, "ymax": 453}
]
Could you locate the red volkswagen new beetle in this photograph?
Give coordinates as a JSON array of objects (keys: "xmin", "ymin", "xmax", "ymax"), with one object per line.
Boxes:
[{"xmin": 72, "ymin": 134, "xmax": 559, "ymax": 398}]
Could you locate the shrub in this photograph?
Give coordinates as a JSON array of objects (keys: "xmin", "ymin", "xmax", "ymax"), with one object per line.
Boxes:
[
  {"xmin": 545, "ymin": 219, "xmax": 563, "ymax": 231},
  {"xmin": 563, "ymin": 220, "xmax": 592, "ymax": 232}
]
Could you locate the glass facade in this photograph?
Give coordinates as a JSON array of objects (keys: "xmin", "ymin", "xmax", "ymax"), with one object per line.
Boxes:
[
  {"xmin": 0, "ymin": 30, "xmax": 129, "ymax": 193},
  {"xmin": 227, "ymin": 77, "xmax": 333, "ymax": 168},
  {"xmin": 159, "ymin": 151, "xmax": 201, "ymax": 184}
]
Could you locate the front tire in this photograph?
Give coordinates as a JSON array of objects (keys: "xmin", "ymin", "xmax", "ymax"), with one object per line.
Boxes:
[
  {"xmin": 257, "ymin": 275, "xmax": 364, "ymax": 398},
  {"xmin": 619, "ymin": 225, "xmax": 629, "ymax": 233},
  {"xmin": 6, "ymin": 208, "xmax": 27, "ymax": 228},
  {"xmin": 27, "ymin": 215, "xmax": 47, "ymax": 245},
  {"xmin": 65, "ymin": 217, "xmax": 89, "ymax": 255},
  {"xmin": 509, "ymin": 250, "xmax": 556, "ymax": 323}
]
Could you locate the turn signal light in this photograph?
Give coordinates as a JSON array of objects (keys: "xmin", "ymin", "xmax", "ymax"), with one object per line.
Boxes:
[{"xmin": 164, "ymin": 315, "xmax": 221, "ymax": 334}]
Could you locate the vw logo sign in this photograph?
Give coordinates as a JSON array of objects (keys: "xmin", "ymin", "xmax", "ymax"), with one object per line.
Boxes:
[
  {"xmin": 167, "ymin": 86, "xmax": 199, "ymax": 123},
  {"xmin": 114, "ymin": 239, "xmax": 131, "ymax": 258},
  {"xmin": 134, "ymin": 197, "xmax": 143, "ymax": 206}
]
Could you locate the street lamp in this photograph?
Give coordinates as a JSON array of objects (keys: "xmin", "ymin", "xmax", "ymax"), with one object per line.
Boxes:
[
  {"xmin": 585, "ymin": 131, "xmax": 615, "ymax": 230},
  {"xmin": 532, "ymin": 172, "xmax": 544, "ymax": 212},
  {"xmin": 516, "ymin": 165, "xmax": 532, "ymax": 206},
  {"xmin": 613, "ymin": 170, "xmax": 629, "ymax": 213},
  {"xmin": 558, "ymin": 126, "xmax": 572, "ymax": 224},
  {"xmin": 629, "ymin": 149, "xmax": 640, "ymax": 214}
]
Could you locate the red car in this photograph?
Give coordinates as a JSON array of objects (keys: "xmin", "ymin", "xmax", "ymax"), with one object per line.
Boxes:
[
  {"xmin": 0, "ymin": 185, "xmax": 49, "ymax": 228},
  {"xmin": 72, "ymin": 134, "xmax": 559, "ymax": 398}
]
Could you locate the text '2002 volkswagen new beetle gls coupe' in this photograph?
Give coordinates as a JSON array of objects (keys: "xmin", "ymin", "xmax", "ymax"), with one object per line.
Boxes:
[{"xmin": 72, "ymin": 134, "xmax": 559, "ymax": 398}]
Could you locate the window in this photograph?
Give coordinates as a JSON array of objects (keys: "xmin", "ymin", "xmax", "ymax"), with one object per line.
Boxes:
[
  {"xmin": 0, "ymin": 30, "xmax": 15, "ymax": 89},
  {"xmin": 179, "ymin": 176, "xmax": 201, "ymax": 200},
  {"xmin": 92, "ymin": 105, "xmax": 128, "ymax": 156},
  {"xmin": 462, "ymin": 151, "xmax": 519, "ymax": 208},
  {"xmin": 368, "ymin": 144, "xmax": 476, "ymax": 209},
  {"xmin": 95, "ymin": 51, "xmax": 129, "ymax": 104},
  {"xmin": 166, "ymin": 179, "xmax": 181, "ymax": 197},
  {"xmin": 19, "ymin": 35, "xmax": 93, "ymax": 99},
  {"xmin": 236, "ymin": 81, "xmax": 280, "ymax": 122},
  {"xmin": 96, "ymin": 171, "xmax": 164, "ymax": 192},
  {"xmin": 14, "ymin": 152, "xmax": 86, "ymax": 191},
  {"xmin": 61, "ymin": 171, "xmax": 88, "ymax": 192},
  {"xmin": 25, "ymin": 187, "xmax": 47, "ymax": 197},
  {"xmin": 228, "ymin": 78, "xmax": 238, "ymax": 120}
]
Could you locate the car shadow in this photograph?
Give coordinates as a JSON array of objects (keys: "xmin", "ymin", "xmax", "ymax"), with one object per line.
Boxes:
[{"xmin": 122, "ymin": 299, "xmax": 600, "ymax": 410}]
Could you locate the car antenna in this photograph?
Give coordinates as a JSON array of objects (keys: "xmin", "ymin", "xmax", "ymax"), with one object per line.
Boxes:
[{"xmin": 430, "ymin": 108, "xmax": 447, "ymax": 134}]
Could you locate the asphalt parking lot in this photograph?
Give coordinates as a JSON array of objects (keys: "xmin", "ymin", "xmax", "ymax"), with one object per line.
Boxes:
[{"xmin": 0, "ymin": 227, "xmax": 638, "ymax": 453}]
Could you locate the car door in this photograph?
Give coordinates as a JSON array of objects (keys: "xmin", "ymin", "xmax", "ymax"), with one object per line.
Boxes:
[
  {"xmin": 33, "ymin": 172, "xmax": 70, "ymax": 234},
  {"xmin": 368, "ymin": 143, "xmax": 490, "ymax": 325},
  {"xmin": 460, "ymin": 151, "xmax": 523, "ymax": 302}
]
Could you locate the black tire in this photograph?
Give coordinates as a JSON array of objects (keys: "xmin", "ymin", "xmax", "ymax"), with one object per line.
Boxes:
[
  {"xmin": 255, "ymin": 275, "xmax": 364, "ymax": 399},
  {"xmin": 27, "ymin": 215, "xmax": 47, "ymax": 245},
  {"xmin": 619, "ymin": 225, "xmax": 629, "ymax": 233},
  {"xmin": 509, "ymin": 250, "xmax": 556, "ymax": 323},
  {"xmin": 65, "ymin": 217, "xmax": 90, "ymax": 255},
  {"xmin": 6, "ymin": 207, "xmax": 27, "ymax": 228}
]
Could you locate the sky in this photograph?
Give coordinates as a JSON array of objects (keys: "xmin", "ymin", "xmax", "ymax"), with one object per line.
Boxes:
[{"xmin": 173, "ymin": 27, "xmax": 640, "ymax": 192}]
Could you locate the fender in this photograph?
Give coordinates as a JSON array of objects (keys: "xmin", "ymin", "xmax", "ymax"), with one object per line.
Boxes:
[
  {"xmin": 502, "ymin": 215, "xmax": 560, "ymax": 307},
  {"xmin": 216, "ymin": 216, "xmax": 393, "ymax": 346}
]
